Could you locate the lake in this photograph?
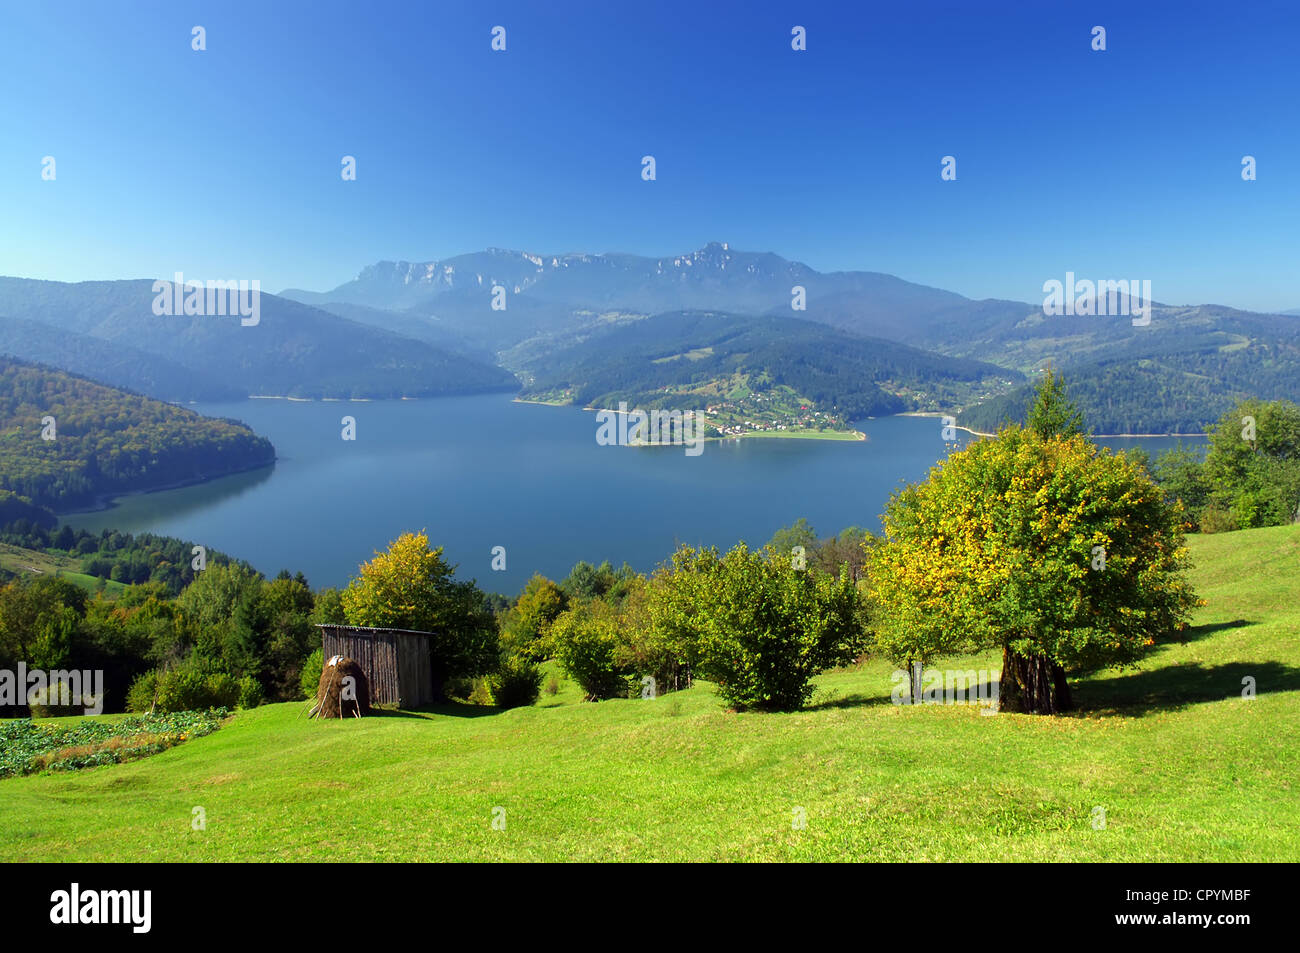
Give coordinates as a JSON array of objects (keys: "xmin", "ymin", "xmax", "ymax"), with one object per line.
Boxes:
[{"xmin": 61, "ymin": 395, "xmax": 1206, "ymax": 595}]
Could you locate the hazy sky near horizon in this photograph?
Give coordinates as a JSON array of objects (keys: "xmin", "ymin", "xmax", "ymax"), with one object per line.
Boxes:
[{"xmin": 2, "ymin": 0, "xmax": 1298, "ymax": 311}]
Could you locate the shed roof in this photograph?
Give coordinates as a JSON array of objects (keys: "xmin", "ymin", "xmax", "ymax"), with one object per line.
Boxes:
[{"xmin": 316, "ymin": 623, "xmax": 439, "ymax": 637}]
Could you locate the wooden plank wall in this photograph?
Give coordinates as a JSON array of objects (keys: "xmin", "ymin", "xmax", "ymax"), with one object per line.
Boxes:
[
  {"xmin": 396, "ymin": 632, "xmax": 435, "ymax": 707},
  {"xmin": 320, "ymin": 626, "xmax": 402, "ymax": 706}
]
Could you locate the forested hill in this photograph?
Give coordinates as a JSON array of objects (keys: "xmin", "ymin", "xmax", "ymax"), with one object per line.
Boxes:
[
  {"xmin": 960, "ymin": 348, "xmax": 1300, "ymax": 436},
  {"xmin": 515, "ymin": 310, "xmax": 1019, "ymax": 420},
  {"xmin": 0, "ymin": 277, "xmax": 520, "ymax": 401},
  {"xmin": 0, "ymin": 357, "xmax": 275, "ymax": 512}
]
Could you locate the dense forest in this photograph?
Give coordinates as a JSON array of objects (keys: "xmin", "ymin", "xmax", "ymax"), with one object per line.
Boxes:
[
  {"xmin": 961, "ymin": 355, "xmax": 1300, "ymax": 435},
  {"xmin": 0, "ymin": 521, "xmax": 254, "ymax": 594},
  {"xmin": 0, "ymin": 357, "xmax": 275, "ymax": 512},
  {"xmin": 518, "ymin": 310, "xmax": 1019, "ymax": 419},
  {"xmin": 957, "ymin": 306, "xmax": 1300, "ymax": 434}
]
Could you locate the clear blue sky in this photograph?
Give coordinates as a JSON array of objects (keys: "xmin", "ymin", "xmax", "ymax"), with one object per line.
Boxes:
[{"xmin": 2, "ymin": 0, "xmax": 1297, "ymax": 311}]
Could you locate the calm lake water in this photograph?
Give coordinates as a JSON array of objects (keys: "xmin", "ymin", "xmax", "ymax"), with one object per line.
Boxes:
[{"xmin": 61, "ymin": 395, "xmax": 1206, "ymax": 595}]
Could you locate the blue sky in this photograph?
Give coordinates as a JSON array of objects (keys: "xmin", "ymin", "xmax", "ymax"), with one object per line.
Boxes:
[{"xmin": 2, "ymin": 0, "xmax": 1297, "ymax": 311}]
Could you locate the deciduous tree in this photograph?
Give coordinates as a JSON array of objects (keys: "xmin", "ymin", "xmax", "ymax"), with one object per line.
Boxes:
[
  {"xmin": 340, "ymin": 531, "xmax": 498, "ymax": 698},
  {"xmin": 869, "ymin": 426, "xmax": 1199, "ymax": 714}
]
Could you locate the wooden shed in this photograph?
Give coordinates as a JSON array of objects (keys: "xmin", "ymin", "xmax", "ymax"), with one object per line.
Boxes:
[{"xmin": 316, "ymin": 624, "xmax": 441, "ymax": 709}]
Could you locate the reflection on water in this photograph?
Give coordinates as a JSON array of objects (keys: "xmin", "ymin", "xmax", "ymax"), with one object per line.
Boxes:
[
  {"xmin": 66, "ymin": 463, "xmax": 276, "ymax": 529},
  {"xmin": 59, "ymin": 394, "xmax": 1206, "ymax": 595}
]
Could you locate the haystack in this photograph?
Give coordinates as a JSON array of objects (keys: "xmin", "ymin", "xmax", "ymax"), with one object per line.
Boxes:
[{"xmin": 310, "ymin": 655, "xmax": 370, "ymax": 718}]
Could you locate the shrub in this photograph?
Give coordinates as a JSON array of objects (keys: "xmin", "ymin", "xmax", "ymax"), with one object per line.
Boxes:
[
  {"xmin": 1198, "ymin": 504, "xmax": 1236, "ymax": 534},
  {"xmin": 154, "ymin": 668, "xmax": 200, "ymax": 712},
  {"xmin": 500, "ymin": 575, "xmax": 567, "ymax": 661},
  {"xmin": 466, "ymin": 678, "xmax": 493, "ymax": 706},
  {"xmin": 619, "ymin": 576, "xmax": 694, "ymax": 695},
  {"xmin": 126, "ymin": 670, "xmax": 156, "ymax": 713},
  {"xmin": 1231, "ymin": 490, "xmax": 1267, "ymax": 529},
  {"xmin": 27, "ymin": 673, "xmax": 105, "ymax": 717},
  {"xmin": 237, "ymin": 675, "xmax": 264, "ymax": 709},
  {"xmin": 1202, "ymin": 399, "xmax": 1300, "ymax": 529},
  {"xmin": 192, "ymin": 671, "xmax": 240, "ymax": 711},
  {"xmin": 551, "ymin": 599, "xmax": 633, "ymax": 701},
  {"xmin": 487, "ymin": 657, "xmax": 543, "ymax": 709},
  {"xmin": 653, "ymin": 543, "xmax": 864, "ymax": 711},
  {"xmin": 299, "ymin": 648, "xmax": 323, "ymax": 701},
  {"xmin": 125, "ymin": 666, "xmax": 241, "ymax": 713},
  {"xmin": 544, "ymin": 675, "xmax": 560, "ymax": 696}
]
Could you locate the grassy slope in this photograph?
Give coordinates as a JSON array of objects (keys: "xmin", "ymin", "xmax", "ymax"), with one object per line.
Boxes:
[
  {"xmin": 1, "ymin": 526, "xmax": 1296, "ymax": 862},
  {"xmin": 0, "ymin": 542, "xmax": 125, "ymax": 596}
]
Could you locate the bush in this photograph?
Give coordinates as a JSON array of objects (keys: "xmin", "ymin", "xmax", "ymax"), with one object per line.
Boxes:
[
  {"xmin": 125, "ymin": 666, "xmax": 241, "ymax": 713},
  {"xmin": 551, "ymin": 600, "xmax": 633, "ymax": 701},
  {"xmin": 203, "ymin": 672, "xmax": 241, "ymax": 709},
  {"xmin": 617, "ymin": 577, "xmax": 694, "ymax": 695},
  {"xmin": 1231, "ymin": 490, "xmax": 1268, "ymax": 529},
  {"xmin": 466, "ymin": 678, "xmax": 493, "ymax": 706},
  {"xmin": 1202, "ymin": 399, "xmax": 1300, "ymax": 530},
  {"xmin": 500, "ymin": 574, "xmax": 568, "ymax": 661},
  {"xmin": 443, "ymin": 675, "xmax": 475, "ymax": 701},
  {"xmin": 1198, "ymin": 504, "xmax": 1236, "ymax": 534},
  {"xmin": 653, "ymin": 543, "xmax": 864, "ymax": 711},
  {"xmin": 27, "ymin": 674, "xmax": 103, "ymax": 718},
  {"xmin": 237, "ymin": 675, "xmax": 264, "ymax": 709},
  {"xmin": 126, "ymin": 670, "xmax": 158, "ymax": 713},
  {"xmin": 299, "ymin": 648, "xmax": 323, "ymax": 701},
  {"xmin": 544, "ymin": 675, "xmax": 560, "ymax": 696},
  {"xmin": 487, "ymin": 657, "xmax": 543, "ymax": 709}
]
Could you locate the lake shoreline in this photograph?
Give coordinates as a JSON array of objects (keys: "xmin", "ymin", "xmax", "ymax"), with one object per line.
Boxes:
[
  {"xmin": 58, "ymin": 394, "xmax": 1211, "ymax": 592},
  {"xmin": 56, "ymin": 458, "xmax": 277, "ymax": 518},
  {"xmin": 517, "ymin": 397, "xmax": 866, "ymax": 441},
  {"xmin": 895, "ymin": 412, "xmax": 1208, "ymax": 440}
]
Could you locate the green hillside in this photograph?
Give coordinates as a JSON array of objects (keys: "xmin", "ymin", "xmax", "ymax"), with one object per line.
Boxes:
[
  {"xmin": 0, "ymin": 541, "xmax": 126, "ymax": 596},
  {"xmin": 515, "ymin": 310, "xmax": 1019, "ymax": 431},
  {"xmin": 0, "ymin": 356, "xmax": 274, "ymax": 511},
  {"xmin": 0, "ymin": 525, "xmax": 1295, "ymax": 862},
  {"xmin": 955, "ymin": 307, "xmax": 1300, "ymax": 434}
]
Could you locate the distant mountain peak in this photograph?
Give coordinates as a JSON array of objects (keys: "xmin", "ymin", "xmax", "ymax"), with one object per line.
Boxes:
[{"xmin": 298, "ymin": 243, "xmax": 948, "ymax": 317}]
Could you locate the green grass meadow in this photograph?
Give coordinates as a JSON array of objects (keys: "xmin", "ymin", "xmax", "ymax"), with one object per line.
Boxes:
[
  {"xmin": 0, "ymin": 542, "xmax": 126, "ymax": 596},
  {"xmin": 1, "ymin": 526, "xmax": 1296, "ymax": 862}
]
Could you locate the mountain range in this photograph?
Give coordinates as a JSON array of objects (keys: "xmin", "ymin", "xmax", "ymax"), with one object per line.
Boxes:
[
  {"xmin": 2, "ymin": 244, "xmax": 1296, "ymax": 433},
  {"xmin": 0, "ymin": 278, "xmax": 516, "ymax": 401},
  {"xmin": 280, "ymin": 242, "xmax": 1037, "ymax": 355}
]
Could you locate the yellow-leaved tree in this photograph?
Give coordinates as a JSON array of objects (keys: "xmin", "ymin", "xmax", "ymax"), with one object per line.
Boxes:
[
  {"xmin": 868, "ymin": 425, "xmax": 1199, "ymax": 714},
  {"xmin": 340, "ymin": 531, "xmax": 497, "ymax": 699}
]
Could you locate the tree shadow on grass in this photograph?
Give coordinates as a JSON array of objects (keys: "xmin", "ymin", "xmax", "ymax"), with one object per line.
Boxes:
[
  {"xmin": 1071, "ymin": 660, "xmax": 1300, "ymax": 717},
  {"xmin": 386, "ymin": 700, "xmax": 503, "ymax": 719},
  {"xmin": 804, "ymin": 691, "xmax": 895, "ymax": 712},
  {"xmin": 1158, "ymin": 618, "xmax": 1254, "ymax": 647}
]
